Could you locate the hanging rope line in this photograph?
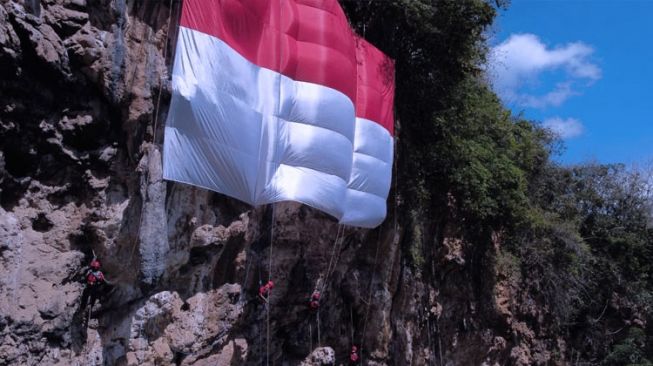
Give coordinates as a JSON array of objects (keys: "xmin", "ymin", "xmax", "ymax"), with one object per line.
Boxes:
[
  {"xmin": 126, "ymin": 0, "xmax": 176, "ymax": 265},
  {"xmin": 350, "ymin": 304, "xmax": 355, "ymax": 345},
  {"xmin": 239, "ymin": 220, "xmax": 273, "ymax": 304},
  {"xmin": 330, "ymin": 226, "xmax": 346, "ymax": 280},
  {"xmin": 426, "ymin": 314, "xmax": 434, "ymax": 366},
  {"xmin": 127, "ymin": 206, "xmax": 145, "ymax": 264},
  {"xmin": 359, "ymin": 228, "xmax": 382, "ymax": 365},
  {"xmin": 393, "ymin": 134, "xmax": 399, "ymax": 236},
  {"xmin": 319, "ymin": 224, "xmax": 344, "ymax": 295},
  {"xmin": 266, "ymin": 203, "xmax": 275, "ymax": 366},
  {"xmin": 437, "ymin": 320, "xmax": 443, "ymax": 366},
  {"xmin": 357, "ymin": 135, "xmax": 398, "ymax": 364},
  {"xmin": 268, "ymin": 204, "xmax": 275, "ymax": 283},
  {"xmin": 151, "ymin": 0, "xmax": 176, "ymax": 144},
  {"xmin": 256, "ymin": 255, "xmax": 264, "ymax": 361},
  {"xmin": 259, "ymin": 310, "xmax": 263, "ymax": 365},
  {"xmin": 323, "ymin": 226, "xmax": 347, "ymax": 303},
  {"xmin": 303, "ymin": 223, "xmax": 343, "ymax": 356},
  {"xmin": 354, "ymin": 123, "xmax": 399, "ymax": 364},
  {"xmin": 124, "ymin": 17, "xmax": 151, "ymax": 264},
  {"xmin": 317, "ymin": 305, "xmax": 321, "ymax": 347},
  {"xmin": 240, "ymin": 246, "xmax": 260, "ymax": 305},
  {"xmin": 324, "ymin": 225, "xmax": 342, "ymax": 279},
  {"xmin": 265, "ymin": 0, "xmax": 286, "ymax": 360}
]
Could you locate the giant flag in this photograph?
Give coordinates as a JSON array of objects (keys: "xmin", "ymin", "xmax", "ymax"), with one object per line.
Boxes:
[{"xmin": 163, "ymin": 0, "xmax": 395, "ymax": 228}]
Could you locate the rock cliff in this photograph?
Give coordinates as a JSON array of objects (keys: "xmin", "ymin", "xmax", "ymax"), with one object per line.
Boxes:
[{"xmin": 0, "ymin": 1, "xmax": 626, "ymax": 365}]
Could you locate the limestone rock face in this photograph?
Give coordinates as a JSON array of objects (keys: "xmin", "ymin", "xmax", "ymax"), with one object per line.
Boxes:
[
  {"xmin": 300, "ymin": 347, "xmax": 335, "ymax": 366},
  {"xmin": 0, "ymin": 1, "xmax": 619, "ymax": 365}
]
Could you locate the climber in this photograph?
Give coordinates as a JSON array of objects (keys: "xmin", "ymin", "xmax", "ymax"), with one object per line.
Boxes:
[
  {"xmin": 309, "ymin": 290, "xmax": 320, "ymax": 310},
  {"xmin": 258, "ymin": 280, "xmax": 274, "ymax": 303},
  {"xmin": 349, "ymin": 345, "xmax": 359, "ymax": 364},
  {"xmin": 80, "ymin": 254, "xmax": 111, "ymax": 314},
  {"xmin": 86, "ymin": 259, "xmax": 105, "ymax": 287}
]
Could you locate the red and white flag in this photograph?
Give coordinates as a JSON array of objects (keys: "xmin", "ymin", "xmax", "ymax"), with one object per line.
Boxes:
[{"xmin": 163, "ymin": 0, "xmax": 395, "ymax": 228}]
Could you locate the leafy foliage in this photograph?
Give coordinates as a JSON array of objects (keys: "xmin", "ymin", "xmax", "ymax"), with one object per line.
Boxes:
[
  {"xmin": 511, "ymin": 162, "xmax": 653, "ymax": 361},
  {"xmin": 341, "ymin": 0, "xmax": 653, "ymax": 363},
  {"xmin": 602, "ymin": 328, "xmax": 652, "ymax": 366},
  {"xmin": 342, "ymin": 0, "xmax": 552, "ymax": 234}
]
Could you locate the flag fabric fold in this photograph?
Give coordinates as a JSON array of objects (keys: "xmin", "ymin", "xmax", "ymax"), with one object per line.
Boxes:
[{"xmin": 163, "ymin": 0, "xmax": 395, "ymax": 228}]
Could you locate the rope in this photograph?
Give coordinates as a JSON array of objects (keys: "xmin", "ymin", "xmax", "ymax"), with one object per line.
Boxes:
[
  {"xmin": 127, "ymin": 206, "xmax": 144, "ymax": 263},
  {"xmin": 350, "ymin": 304, "xmax": 354, "ymax": 345},
  {"xmin": 437, "ymin": 321, "xmax": 443, "ymax": 366},
  {"xmin": 393, "ymin": 134, "xmax": 398, "ymax": 238},
  {"xmin": 331, "ymin": 226, "xmax": 346, "ymax": 280},
  {"xmin": 266, "ymin": 203, "xmax": 274, "ymax": 366},
  {"xmin": 266, "ymin": 0, "xmax": 284, "ymax": 358},
  {"xmin": 258, "ymin": 317, "xmax": 263, "ymax": 366},
  {"xmin": 125, "ymin": 18, "xmax": 149, "ymax": 102},
  {"xmin": 151, "ymin": 0, "xmax": 176, "ymax": 144},
  {"xmin": 426, "ymin": 315, "xmax": 433, "ymax": 366},
  {"xmin": 256, "ymin": 248, "xmax": 264, "ymax": 363},
  {"xmin": 319, "ymin": 224, "xmax": 344, "ymax": 294},
  {"xmin": 359, "ymin": 228, "xmax": 382, "ymax": 365},
  {"xmin": 127, "ymin": 0, "xmax": 177, "ymax": 265},
  {"xmin": 317, "ymin": 306, "xmax": 321, "ymax": 347},
  {"xmin": 124, "ymin": 5, "xmax": 152, "ymax": 264},
  {"xmin": 269, "ymin": 204, "xmax": 275, "ymax": 282},
  {"xmin": 241, "ymin": 248, "xmax": 255, "ymax": 304},
  {"xmin": 258, "ymin": 253, "xmax": 263, "ymax": 285}
]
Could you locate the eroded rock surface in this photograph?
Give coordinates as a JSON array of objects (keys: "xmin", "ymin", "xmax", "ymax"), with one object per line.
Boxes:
[{"xmin": 0, "ymin": 1, "xmax": 623, "ymax": 365}]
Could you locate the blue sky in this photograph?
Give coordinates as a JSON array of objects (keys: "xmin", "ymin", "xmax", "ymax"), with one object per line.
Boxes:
[{"xmin": 487, "ymin": 0, "xmax": 653, "ymax": 165}]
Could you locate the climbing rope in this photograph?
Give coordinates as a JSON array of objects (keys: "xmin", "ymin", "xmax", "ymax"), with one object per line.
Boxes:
[
  {"xmin": 393, "ymin": 133, "xmax": 399, "ymax": 236},
  {"xmin": 321, "ymin": 225, "xmax": 340, "ymax": 288},
  {"xmin": 268, "ymin": 204, "xmax": 275, "ymax": 284},
  {"xmin": 426, "ymin": 314, "xmax": 434, "ymax": 366},
  {"xmin": 350, "ymin": 304, "xmax": 355, "ymax": 345},
  {"xmin": 306, "ymin": 223, "xmax": 344, "ymax": 353},
  {"xmin": 437, "ymin": 320, "xmax": 443, "ymax": 366},
  {"xmin": 317, "ymin": 305, "xmax": 321, "ymax": 347},
  {"xmin": 265, "ymin": 0, "xmax": 285, "ymax": 360},
  {"xmin": 359, "ymin": 228, "xmax": 382, "ymax": 365},
  {"xmin": 258, "ymin": 279, "xmax": 264, "ymax": 365},
  {"xmin": 241, "ymin": 248, "xmax": 254, "ymax": 302},
  {"xmin": 126, "ymin": 0, "xmax": 176, "ymax": 265},
  {"xmin": 266, "ymin": 203, "xmax": 275, "ymax": 366},
  {"xmin": 356, "ymin": 126, "xmax": 399, "ymax": 364},
  {"xmin": 319, "ymin": 224, "xmax": 344, "ymax": 295},
  {"xmin": 151, "ymin": 0, "xmax": 176, "ymax": 144}
]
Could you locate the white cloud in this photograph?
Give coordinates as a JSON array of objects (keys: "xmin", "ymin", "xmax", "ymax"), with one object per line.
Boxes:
[
  {"xmin": 542, "ymin": 117, "xmax": 584, "ymax": 139},
  {"xmin": 504, "ymin": 82, "xmax": 577, "ymax": 109},
  {"xmin": 488, "ymin": 33, "xmax": 601, "ymax": 109}
]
